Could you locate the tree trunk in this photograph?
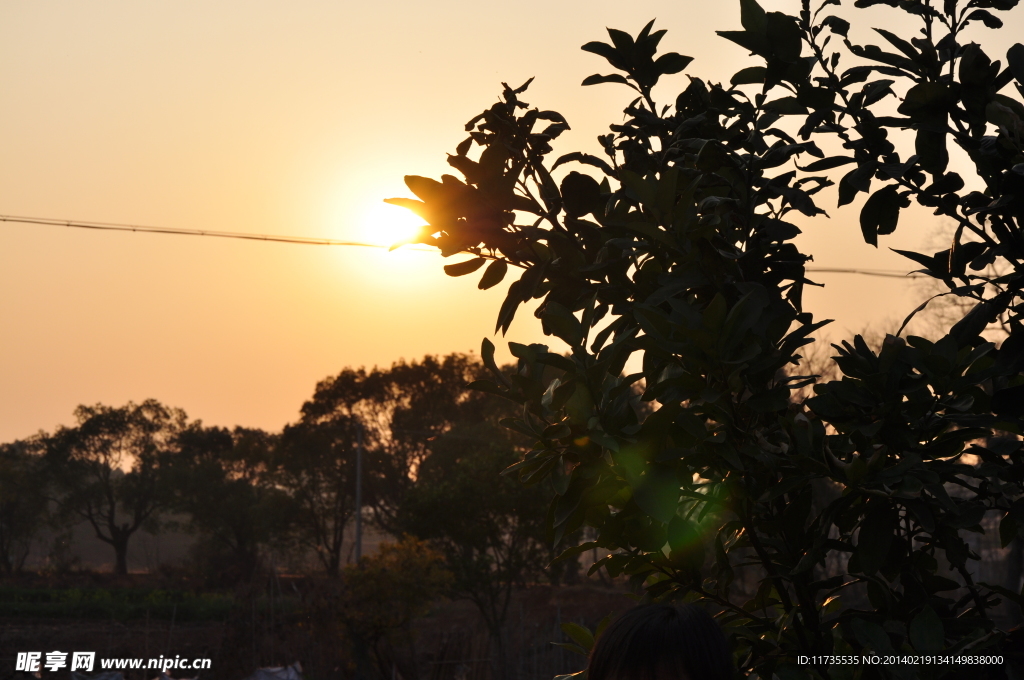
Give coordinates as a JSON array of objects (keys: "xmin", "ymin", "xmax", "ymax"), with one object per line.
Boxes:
[
  {"xmin": 326, "ymin": 548, "xmax": 341, "ymax": 578},
  {"xmin": 114, "ymin": 540, "xmax": 129, "ymax": 576},
  {"xmin": 488, "ymin": 626, "xmax": 508, "ymax": 680}
]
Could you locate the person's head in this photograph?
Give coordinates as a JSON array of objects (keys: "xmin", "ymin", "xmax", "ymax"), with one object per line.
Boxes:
[{"xmin": 586, "ymin": 603, "xmax": 732, "ymax": 680}]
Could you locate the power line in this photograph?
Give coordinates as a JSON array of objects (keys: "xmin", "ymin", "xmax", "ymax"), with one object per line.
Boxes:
[
  {"xmin": 0, "ymin": 213, "xmax": 430, "ymax": 250},
  {"xmin": 808, "ymin": 267, "xmax": 924, "ymax": 279},
  {"xmin": 2, "ymin": 213, "xmax": 926, "ymax": 279}
]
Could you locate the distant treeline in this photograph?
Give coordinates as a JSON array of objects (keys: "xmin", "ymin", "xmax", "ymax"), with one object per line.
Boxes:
[{"xmin": 0, "ymin": 353, "xmax": 589, "ymax": 672}]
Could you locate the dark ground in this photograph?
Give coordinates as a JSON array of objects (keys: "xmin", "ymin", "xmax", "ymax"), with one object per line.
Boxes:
[{"xmin": 0, "ymin": 575, "xmax": 634, "ymax": 680}]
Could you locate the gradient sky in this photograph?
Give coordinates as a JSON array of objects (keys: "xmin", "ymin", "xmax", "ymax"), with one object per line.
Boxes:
[{"xmin": 2, "ymin": 1, "xmax": 1021, "ymax": 442}]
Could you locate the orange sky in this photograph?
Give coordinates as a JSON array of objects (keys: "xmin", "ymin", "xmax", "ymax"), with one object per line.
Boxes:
[{"xmin": 2, "ymin": 0, "xmax": 1021, "ymax": 442}]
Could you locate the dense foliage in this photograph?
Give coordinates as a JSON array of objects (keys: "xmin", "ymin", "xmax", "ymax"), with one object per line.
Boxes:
[
  {"xmin": 303, "ymin": 353, "xmax": 557, "ymax": 679},
  {"xmin": 172, "ymin": 424, "xmax": 292, "ymax": 584},
  {"xmin": 46, "ymin": 401, "xmax": 186, "ymax": 576},
  {"xmin": 388, "ymin": 0, "xmax": 1024, "ymax": 677},
  {"xmin": 0, "ymin": 354, "xmax": 559, "ymax": 680},
  {"xmin": 337, "ymin": 537, "xmax": 451, "ymax": 680},
  {"xmin": 0, "ymin": 440, "xmax": 49, "ymax": 574}
]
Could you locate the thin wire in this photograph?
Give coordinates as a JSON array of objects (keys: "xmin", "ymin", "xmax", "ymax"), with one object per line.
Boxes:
[
  {"xmin": 0, "ymin": 213, "xmax": 434, "ymax": 251},
  {"xmin": 2, "ymin": 213, "xmax": 926, "ymax": 278},
  {"xmin": 808, "ymin": 267, "xmax": 924, "ymax": 279}
]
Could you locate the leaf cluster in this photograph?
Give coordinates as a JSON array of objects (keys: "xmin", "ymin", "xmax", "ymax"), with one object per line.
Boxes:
[{"xmin": 390, "ymin": 2, "xmax": 1024, "ymax": 677}]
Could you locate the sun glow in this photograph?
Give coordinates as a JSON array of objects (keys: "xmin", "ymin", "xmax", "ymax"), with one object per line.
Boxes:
[{"xmin": 360, "ymin": 200, "xmax": 429, "ymax": 249}]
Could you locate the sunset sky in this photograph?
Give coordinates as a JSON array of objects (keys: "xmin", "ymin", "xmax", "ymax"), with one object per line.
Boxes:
[{"xmin": 2, "ymin": 0, "xmax": 1021, "ymax": 442}]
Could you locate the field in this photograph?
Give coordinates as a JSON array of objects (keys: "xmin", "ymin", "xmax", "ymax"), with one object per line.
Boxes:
[{"xmin": 0, "ymin": 573, "xmax": 634, "ymax": 680}]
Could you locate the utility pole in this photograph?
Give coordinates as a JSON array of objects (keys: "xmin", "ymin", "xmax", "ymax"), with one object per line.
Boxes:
[{"xmin": 354, "ymin": 421, "xmax": 363, "ymax": 564}]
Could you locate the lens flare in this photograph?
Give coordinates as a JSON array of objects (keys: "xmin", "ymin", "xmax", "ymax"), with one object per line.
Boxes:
[{"xmin": 360, "ymin": 200, "xmax": 427, "ymax": 248}]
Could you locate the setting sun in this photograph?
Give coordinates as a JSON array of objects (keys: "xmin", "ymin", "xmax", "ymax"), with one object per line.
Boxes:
[{"xmin": 359, "ymin": 200, "xmax": 428, "ymax": 249}]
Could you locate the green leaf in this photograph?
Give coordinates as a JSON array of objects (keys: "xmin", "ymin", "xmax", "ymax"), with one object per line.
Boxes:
[
  {"xmin": 873, "ymin": 28, "xmax": 919, "ymax": 63},
  {"xmin": 861, "ymin": 79, "xmax": 895, "ymax": 107},
  {"xmin": 763, "ymin": 97, "xmax": 808, "ymax": 115},
  {"xmin": 950, "ymin": 292, "xmax": 1013, "ymax": 345},
  {"xmin": 465, "ymin": 379, "xmax": 512, "ymax": 400},
  {"xmin": 838, "ymin": 165, "xmax": 872, "ymax": 207},
  {"xmin": 667, "ymin": 516, "xmax": 705, "ymax": 571},
  {"xmin": 695, "ymin": 141, "xmax": 735, "ymax": 171},
  {"xmin": 702, "ymin": 293, "xmax": 728, "ymax": 332},
  {"xmin": 561, "ymin": 172, "xmax": 603, "ymax": 217},
  {"xmin": 495, "ymin": 280, "xmax": 523, "ymax": 335},
  {"xmin": 443, "ymin": 258, "xmax": 487, "ymax": 277},
  {"xmin": 909, "ymin": 607, "xmax": 944, "ymax": 652},
  {"xmin": 636, "ymin": 20, "xmax": 658, "ymax": 44},
  {"xmin": 821, "ymin": 15, "xmax": 850, "ymax": 37},
  {"xmin": 541, "ymin": 301, "xmax": 585, "ymax": 347},
  {"xmin": 581, "ymin": 41, "xmax": 624, "ymax": 69},
  {"xmin": 993, "ymin": 384, "xmax": 1024, "ymax": 417},
  {"xmin": 856, "ymin": 505, "xmax": 897, "ymax": 575},
  {"xmin": 553, "ymin": 672, "xmax": 587, "ymax": 680},
  {"xmin": 582, "ymin": 73, "xmax": 631, "ymax": 87},
  {"xmin": 987, "ymin": 96, "xmax": 1024, "ymax": 128},
  {"xmin": 551, "ymin": 642, "xmax": 588, "ymax": 657},
  {"xmin": 478, "ymin": 259, "xmax": 508, "ymax": 290},
  {"xmin": 633, "ymin": 465, "xmax": 681, "ymax": 524},
  {"xmin": 383, "ymin": 196, "xmax": 428, "ymax": 218},
  {"xmin": 965, "ymin": 9, "xmax": 1003, "ymax": 27},
  {"xmin": 859, "ymin": 185, "xmax": 909, "ymax": 246},
  {"xmin": 851, "ymin": 618, "xmax": 893, "ymax": 653},
  {"xmin": 655, "ymin": 52, "xmax": 693, "ymax": 75},
  {"xmin": 554, "ymin": 476, "xmax": 586, "ymax": 528},
  {"xmin": 740, "ymin": 0, "xmax": 768, "ymax": 34},
  {"xmin": 801, "ymin": 156, "xmax": 856, "ymax": 172},
  {"xmin": 978, "ymin": 581, "xmax": 1024, "ymax": 606},
  {"xmin": 480, "ymin": 337, "xmax": 500, "ymax": 377},
  {"xmin": 767, "ymin": 12, "xmax": 802, "ymax": 63},
  {"xmin": 550, "ymin": 541, "xmax": 598, "ymax": 566},
  {"xmin": 561, "ymin": 622, "xmax": 595, "ymax": 651},
  {"xmin": 916, "ymin": 129, "xmax": 949, "ymax": 175},
  {"xmin": 898, "ymin": 83, "xmax": 953, "ymax": 123},
  {"xmin": 721, "ymin": 287, "xmax": 769, "ymax": 352},
  {"xmin": 607, "ymin": 28, "xmax": 635, "ymax": 55},
  {"xmin": 716, "ymin": 31, "xmax": 770, "ymax": 57},
  {"xmin": 798, "ymin": 86, "xmax": 835, "ymax": 110},
  {"xmin": 405, "ymin": 174, "xmax": 455, "ymax": 202},
  {"xmin": 892, "ymin": 248, "xmax": 947, "ymax": 276},
  {"xmin": 848, "ymin": 42, "xmax": 920, "ymax": 75},
  {"xmin": 1000, "ymin": 514, "xmax": 1021, "ymax": 548},
  {"xmin": 1008, "ymin": 44, "xmax": 1024, "ymax": 84},
  {"xmin": 731, "ymin": 66, "xmax": 766, "ymax": 86},
  {"xmin": 552, "ymin": 152, "xmax": 615, "ymax": 176}
]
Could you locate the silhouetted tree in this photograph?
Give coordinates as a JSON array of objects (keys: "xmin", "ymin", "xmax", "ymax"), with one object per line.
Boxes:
[
  {"xmin": 389, "ymin": 0, "xmax": 1024, "ymax": 673},
  {"xmin": 339, "ymin": 536, "xmax": 451, "ymax": 680},
  {"xmin": 395, "ymin": 421, "xmax": 551, "ymax": 680},
  {"xmin": 45, "ymin": 400, "xmax": 184, "ymax": 576},
  {"xmin": 299, "ymin": 354, "xmax": 491, "ymax": 535},
  {"xmin": 275, "ymin": 417, "xmax": 359, "ymax": 577},
  {"xmin": 172, "ymin": 424, "xmax": 292, "ymax": 584},
  {"xmin": 0, "ymin": 438, "xmax": 50, "ymax": 574},
  {"xmin": 305, "ymin": 354, "xmax": 560, "ymax": 679}
]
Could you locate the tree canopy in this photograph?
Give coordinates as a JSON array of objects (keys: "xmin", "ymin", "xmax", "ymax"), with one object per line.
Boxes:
[
  {"xmin": 172, "ymin": 423, "xmax": 292, "ymax": 584},
  {"xmin": 0, "ymin": 438, "xmax": 49, "ymax": 574},
  {"xmin": 302, "ymin": 353, "xmax": 561, "ymax": 678},
  {"xmin": 389, "ymin": 0, "xmax": 1024, "ymax": 676},
  {"xmin": 45, "ymin": 400, "xmax": 185, "ymax": 576}
]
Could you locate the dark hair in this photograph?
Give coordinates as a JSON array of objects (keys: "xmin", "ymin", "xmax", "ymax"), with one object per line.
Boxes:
[{"xmin": 587, "ymin": 603, "xmax": 732, "ymax": 680}]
